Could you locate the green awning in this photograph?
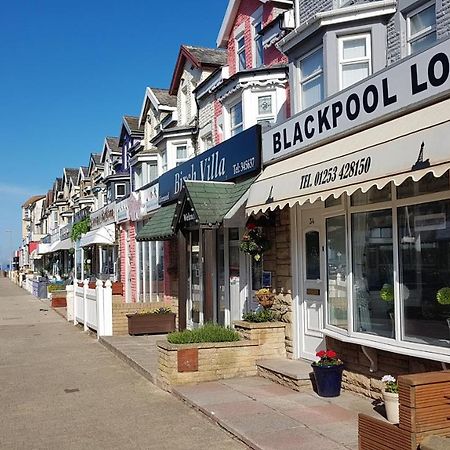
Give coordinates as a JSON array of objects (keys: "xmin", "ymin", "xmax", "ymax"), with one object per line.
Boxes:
[
  {"xmin": 136, "ymin": 203, "xmax": 178, "ymax": 241},
  {"xmin": 183, "ymin": 177, "xmax": 255, "ymax": 226}
]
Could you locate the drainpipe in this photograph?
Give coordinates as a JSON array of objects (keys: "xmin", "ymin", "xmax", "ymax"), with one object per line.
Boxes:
[{"xmin": 294, "ymin": 0, "xmax": 300, "ymax": 28}]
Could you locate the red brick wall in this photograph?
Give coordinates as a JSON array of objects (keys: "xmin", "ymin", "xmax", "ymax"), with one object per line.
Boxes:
[
  {"xmin": 119, "ymin": 221, "xmax": 137, "ymax": 303},
  {"xmin": 129, "ymin": 222, "xmax": 137, "ymax": 302},
  {"xmin": 227, "ymin": 1, "xmax": 287, "ymax": 75},
  {"xmin": 214, "ymin": 100, "xmax": 223, "ymax": 145},
  {"xmin": 119, "ymin": 225, "xmax": 126, "ymax": 287}
]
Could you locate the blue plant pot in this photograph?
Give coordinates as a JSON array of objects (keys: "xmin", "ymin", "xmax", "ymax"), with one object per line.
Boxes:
[{"xmin": 311, "ymin": 364, "xmax": 344, "ymax": 397}]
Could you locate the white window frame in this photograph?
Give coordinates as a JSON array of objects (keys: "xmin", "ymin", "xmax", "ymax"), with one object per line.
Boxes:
[
  {"xmin": 115, "ymin": 183, "xmax": 126, "ymax": 198},
  {"xmin": 229, "ymin": 99, "xmax": 244, "ymax": 137},
  {"xmin": 252, "ymin": 14, "xmax": 264, "ymax": 68},
  {"xmin": 160, "ymin": 150, "xmax": 168, "ymax": 173},
  {"xmin": 406, "ymin": 1, "xmax": 436, "ymax": 55},
  {"xmin": 322, "ymin": 181, "xmax": 450, "ymax": 364},
  {"xmin": 236, "ymin": 33, "xmax": 246, "ymax": 71},
  {"xmin": 175, "ymin": 142, "xmax": 188, "ymax": 167},
  {"xmin": 256, "ymin": 92, "xmax": 275, "ymax": 129},
  {"xmin": 201, "ymin": 132, "xmax": 214, "ymax": 151},
  {"xmin": 338, "ymin": 33, "xmax": 372, "ymax": 90},
  {"xmin": 298, "ymin": 46, "xmax": 324, "ymax": 110}
]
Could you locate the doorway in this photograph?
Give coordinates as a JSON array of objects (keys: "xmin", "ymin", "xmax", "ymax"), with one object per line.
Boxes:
[{"xmin": 298, "ymin": 207, "xmax": 326, "ymax": 360}]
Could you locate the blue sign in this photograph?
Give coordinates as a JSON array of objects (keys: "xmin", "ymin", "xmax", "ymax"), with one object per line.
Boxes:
[{"xmin": 159, "ymin": 125, "xmax": 261, "ymax": 204}]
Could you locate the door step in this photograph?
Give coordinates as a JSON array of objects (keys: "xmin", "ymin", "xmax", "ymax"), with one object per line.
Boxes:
[{"xmin": 257, "ymin": 358, "xmax": 313, "ymax": 392}]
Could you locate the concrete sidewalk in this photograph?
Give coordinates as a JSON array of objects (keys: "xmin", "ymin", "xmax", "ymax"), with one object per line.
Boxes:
[{"xmin": 97, "ymin": 333, "xmax": 386, "ymax": 450}]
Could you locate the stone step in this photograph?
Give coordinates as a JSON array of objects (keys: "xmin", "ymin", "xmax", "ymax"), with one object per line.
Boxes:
[{"xmin": 257, "ymin": 358, "xmax": 313, "ymax": 392}]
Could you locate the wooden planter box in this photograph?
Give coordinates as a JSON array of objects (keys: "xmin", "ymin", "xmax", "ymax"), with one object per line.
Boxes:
[
  {"xmin": 51, "ymin": 297, "xmax": 67, "ymax": 308},
  {"xmin": 127, "ymin": 313, "xmax": 176, "ymax": 335}
]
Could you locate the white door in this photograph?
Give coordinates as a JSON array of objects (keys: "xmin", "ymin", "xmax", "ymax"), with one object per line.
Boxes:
[{"xmin": 299, "ymin": 209, "xmax": 325, "ymax": 360}]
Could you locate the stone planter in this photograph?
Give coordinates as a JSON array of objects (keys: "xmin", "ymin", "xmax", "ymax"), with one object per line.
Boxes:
[
  {"xmin": 127, "ymin": 313, "xmax": 176, "ymax": 335},
  {"xmin": 255, "ymin": 293, "xmax": 275, "ymax": 309},
  {"xmin": 158, "ymin": 339, "xmax": 259, "ymax": 388},
  {"xmin": 383, "ymin": 391, "xmax": 399, "ymax": 424}
]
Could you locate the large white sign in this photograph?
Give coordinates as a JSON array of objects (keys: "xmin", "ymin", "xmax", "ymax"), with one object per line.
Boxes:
[
  {"xmin": 142, "ymin": 183, "xmax": 159, "ymax": 215},
  {"xmin": 263, "ymin": 39, "xmax": 450, "ymax": 162},
  {"xmin": 90, "ymin": 203, "xmax": 116, "ymax": 230}
]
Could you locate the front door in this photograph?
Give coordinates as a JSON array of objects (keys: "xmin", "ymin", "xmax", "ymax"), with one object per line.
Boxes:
[
  {"xmin": 299, "ymin": 209, "xmax": 325, "ymax": 360},
  {"xmin": 187, "ymin": 230, "xmax": 202, "ymax": 328}
]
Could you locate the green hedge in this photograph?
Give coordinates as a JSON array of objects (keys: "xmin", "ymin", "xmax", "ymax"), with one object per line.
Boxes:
[
  {"xmin": 167, "ymin": 323, "xmax": 240, "ymax": 344},
  {"xmin": 242, "ymin": 310, "xmax": 276, "ymax": 323}
]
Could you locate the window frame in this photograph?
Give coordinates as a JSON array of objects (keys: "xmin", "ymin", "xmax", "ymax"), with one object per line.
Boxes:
[
  {"xmin": 406, "ymin": 1, "xmax": 436, "ymax": 55},
  {"xmin": 322, "ymin": 180, "xmax": 450, "ymax": 362},
  {"xmin": 115, "ymin": 183, "xmax": 126, "ymax": 199},
  {"xmin": 230, "ymin": 99, "xmax": 244, "ymax": 137},
  {"xmin": 298, "ymin": 46, "xmax": 324, "ymax": 110},
  {"xmin": 256, "ymin": 93, "xmax": 275, "ymax": 129},
  {"xmin": 252, "ymin": 15, "xmax": 264, "ymax": 68},
  {"xmin": 175, "ymin": 142, "xmax": 188, "ymax": 167},
  {"xmin": 236, "ymin": 33, "xmax": 246, "ymax": 71},
  {"xmin": 338, "ymin": 33, "xmax": 372, "ymax": 90}
]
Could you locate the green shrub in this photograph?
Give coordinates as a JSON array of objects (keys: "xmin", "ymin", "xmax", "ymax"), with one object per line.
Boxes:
[
  {"xmin": 167, "ymin": 323, "xmax": 240, "ymax": 344},
  {"xmin": 48, "ymin": 283, "xmax": 65, "ymax": 293},
  {"xmin": 437, "ymin": 287, "xmax": 450, "ymax": 305},
  {"xmin": 242, "ymin": 310, "xmax": 276, "ymax": 323}
]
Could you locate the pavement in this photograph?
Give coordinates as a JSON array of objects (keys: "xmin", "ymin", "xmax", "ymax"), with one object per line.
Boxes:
[{"xmin": 0, "ymin": 278, "xmax": 246, "ymax": 450}]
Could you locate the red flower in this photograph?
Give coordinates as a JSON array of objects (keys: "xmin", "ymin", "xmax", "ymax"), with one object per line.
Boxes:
[
  {"xmin": 326, "ymin": 350, "xmax": 337, "ymax": 358},
  {"xmin": 247, "ymin": 223, "xmax": 256, "ymax": 230},
  {"xmin": 316, "ymin": 350, "xmax": 326, "ymax": 358}
]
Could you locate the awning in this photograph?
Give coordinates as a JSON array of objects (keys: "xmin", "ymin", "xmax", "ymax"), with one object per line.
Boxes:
[
  {"xmin": 38, "ymin": 243, "xmax": 52, "ymax": 255},
  {"xmin": 30, "ymin": 249, "xmax": 43, "ymax": 260},
  {"xmin": 183, "ymin": 177, "xmax": 255, "ymax": 226},
  {"xmin": 247, "ymin": 98, "xmax": 450, "ymax": 215},
  {"xmin": 51, "ymin": 238, "xmax": 73, "ymax": 252},
  {"xmin": 136, "ymin": 203, "xmax": 178, "ymax": 241},
  {"xmin": 79, "ymin": 224, "xmax": 116, "ymax": 247}
]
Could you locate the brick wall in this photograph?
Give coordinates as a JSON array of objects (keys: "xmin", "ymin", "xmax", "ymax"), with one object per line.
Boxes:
[
  {"xmin": 327, "ymin": 336, "xmax": 443, "ymax": 399},
  {"xmin": 112, "ymin": 300, "xmax": 178, "ymax": 335},
  {"xmin": 213, "ymin": 100, "xmax": 223, "ymax": 145},
  {"xmin": 119, "ymin": 222, "xmax": 137, "ymax": 303}
]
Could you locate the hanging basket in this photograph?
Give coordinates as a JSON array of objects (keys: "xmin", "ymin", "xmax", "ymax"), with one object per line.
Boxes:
[{"xmin": 256, "ymin": 293, "xmax": 275, "ymax": 309}]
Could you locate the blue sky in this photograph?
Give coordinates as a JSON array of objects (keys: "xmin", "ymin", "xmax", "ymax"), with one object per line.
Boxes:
[{"xmin": 0, "ymin": 0, "xmax": 228, "ymax": 265}]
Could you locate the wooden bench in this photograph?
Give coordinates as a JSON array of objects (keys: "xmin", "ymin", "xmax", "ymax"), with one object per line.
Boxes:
[{"xmin": 359, "ymin": 370, "xmax": 450, "ymax": 450}]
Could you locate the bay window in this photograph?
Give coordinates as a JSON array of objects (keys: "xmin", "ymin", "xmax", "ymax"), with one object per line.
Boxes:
[
  {"xmin": 230, "ymin": 101, "xmax": 243, "ymax": 136},
  {"xmin": 175, "ymin": 144, "xmax": 188, "ymax": 166},
  {"xmin": 299, "ymin": 47, "xmax": 324, "ymax": 110},
  {"xmin": 407, "ymin": 2, "xmax": 436, "ymax": 55},
  {"xmin": 325, "ymin": 172, "xmax": 450, "ymax": 356},
  {"xmin": 338, "ymin": 33, "xmax": 372, "ymax": 90}
]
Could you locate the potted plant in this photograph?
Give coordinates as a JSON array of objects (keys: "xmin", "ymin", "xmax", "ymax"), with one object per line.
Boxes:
[
  {"xmin": 255, "ymin": 288, "xmax": 276, "ymax": 309},
  {"xmin": 436, "ymin": 287, "xmax": 450, "ymax": 333},
  {"xmin": 239, "ymin": 223, "xmax": 270, "ymax": 261},
  {"xmin": 311, "ymin": 350, "xmax": 344, "ymax": 397},
  {"xmin": 127, "ymin": 307, "xmax": 176, "ymax": 335},
  {"xmin": 381, "ymin": 375, "xmax": 399, "ymax": 423}
]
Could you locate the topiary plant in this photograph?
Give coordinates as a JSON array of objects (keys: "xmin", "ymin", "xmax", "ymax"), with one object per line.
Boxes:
[
  {"xmin": 436, "ymin": 287, "xmax": 450, "ymax": 305},
  {"xmin": 71, "ymin": 217, "xmax": 90, "ymax": 242},
  {"xmin": 380, "ymin": 284, "xmax": 394, "ymax": 302}
]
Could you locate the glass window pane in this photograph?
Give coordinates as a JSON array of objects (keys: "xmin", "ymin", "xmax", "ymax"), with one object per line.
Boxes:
[
  {"xmin": 258, "ymin": 95, "xmax": 272, "ymax": 115},
  {"xmin": 176, "ymin": 145, "xmax": 187, "ymax": 159},
  {"xmin": 410, "ymin": 5, "xmax": 436, "ymax": 36},
  {"xmin": 397, "ymin": 172, "xmax": 449, "ymax": 199},
  {"xmin": 144, "ymin": 242, "xmax": 150, "ymax": 301},
  {"xmin": 399, "ymin": 200, "xmax": 450, "ymax": 347},
  {"xmin": 300, "ymin": 48, "xmax": 323, "ymax": 79},
  {"xmin": 327, "ymin": 216, "xmax": 348, "ymax": 329},
  {"xmin": 343, "ymin": 38, "xmax": 367, "ymax": 59},
  {"xmin": 410, "ymin": 31, "xmax": 437, "ymax": 54},
  {"xmin": 231, "ymin": 102, "xmax": 243, "ymax": 126},
  {"xmin": 352, "ymin": 210, "xmax": 394, "ymax": 338},
  {"xmin": 217, "ymin": 229, "xmax": 226, "ymax": 325},
  {"xmin": 305, "ymin": 231, "xmax": 320, "ymax": 280},
  {"xmin": 302, "ymin": 74, "xmax": 324, "ymax": 109},
  {"xmin": 342, "ymin": 62, "xmax": 370, "ymax": 89},
  {"xmin": 151, "ymin": 241, "xmax": 157, "ymax": 301},
  {"xmin": 351, "ymin": 184, "xmax": 392, "ymax": 206}
]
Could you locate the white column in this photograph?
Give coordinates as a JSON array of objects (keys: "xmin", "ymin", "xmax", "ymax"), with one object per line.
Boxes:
[
  {"xmin": 96, "ymin": 279, "xmax": 103, "ymax": 337},
  {"xmin": 98, "ymin": 245, "xmax": 103, "ymax": 276},
  {"xmin": 103, "ymin": 280, "xmax": 113, "ymax": 336},
  {"xmin": 83, "ymin": 279, "xmax": 88, "ymax": 331}
]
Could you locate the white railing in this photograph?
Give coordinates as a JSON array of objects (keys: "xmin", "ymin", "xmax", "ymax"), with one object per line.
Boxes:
[{"xmin": 70, "ymin": 279, "xmax": 113, "ymax": 337}]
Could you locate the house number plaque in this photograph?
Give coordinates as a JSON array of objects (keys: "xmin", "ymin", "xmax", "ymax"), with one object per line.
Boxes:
[{"xmin": 306, "ymin": 288, "xmax": 320, "ymax": 296}]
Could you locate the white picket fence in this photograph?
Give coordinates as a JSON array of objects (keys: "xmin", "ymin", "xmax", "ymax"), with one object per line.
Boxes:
[{"xmin": 68, "ymin": 279, "xmax": 113, "ymax": 337}]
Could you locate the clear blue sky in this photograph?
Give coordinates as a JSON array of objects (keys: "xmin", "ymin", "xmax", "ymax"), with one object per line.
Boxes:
[{"xmin": 0, "ymin": 0, "xmax": 228, "ymax": 265}]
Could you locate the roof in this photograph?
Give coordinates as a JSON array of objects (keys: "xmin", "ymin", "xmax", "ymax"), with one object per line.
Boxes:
[
  {"xmin": 105, "ymin": 136, "xmax": 120, "ymax": 154},
  {"xmin": 152, "ymin": 88, "xmax": 177, "ymax": 108},
  {"xmin": 81, "ymin": 167, "xmax": 89, "ymax": 177},
  {"xmin": 21, "ymin": 195, "xmax": 45, "ymax": 208},
  {"xmin": 183, "ymin": 177, "xmax": 255, "ymax": 225},
  {"xmin": 55, "ymin": 178, "xmax": 63, "ymax": 191},
  {"xmin": 169, "ymin": 45, "xmax": 227, "ymax": 95},
  {"xmin": 64, "ymin": 168, "xmax": 79, "ymax": 183},
  {"xmin": 136, "ymin": 203, "xmax": 178, "ymax": 241},
  {"xmin": 123, "ymin": 115, "xmax": 144, "ymax": 134},
  {"xmin": 91, "ymin": 153, "xmax": 102, "ymax": 165}
]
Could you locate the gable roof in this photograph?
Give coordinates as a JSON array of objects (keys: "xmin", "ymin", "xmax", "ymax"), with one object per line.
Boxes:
[
  {"xmin": 124, "ymin": 115, "xmax": 144, "ymax": 134},
  {"xmin": 105, "ymin": 136, "xmax": 120, "ymax": 154},
  {"xmin": 217, "ymin": 0, "xmax": 293, "ymax": 47},
  {"xmin": 152, "ymin": 88, "xmax": 177, "ymax": 108},
  {"xmin": 138, "ymin": 87, "xmax": 177, "ymax": 127},
  {"xmin": 169, "ymin": 45, "xmax": 227, "ymax": 95},
  {"xmin": 64, "ymin": 168, "xmax": 79, "ymax": 185},
  {"xmin": 21, "ymin": 195, "xmax": 45, "ymax": 208},
  {"xmin": 91, "ymin": 153, "xmax": 102, "ymax": 166}
]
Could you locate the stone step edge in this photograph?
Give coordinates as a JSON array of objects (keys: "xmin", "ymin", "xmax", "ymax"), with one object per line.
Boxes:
[
  {"xmin": 256, "ymin": 359, "xmax": 312, "ymax": 381},
  {"xmin": 172, "ymin": 387, "xmax": 263, "ymax": 450},
  {"xmin": 98, "ymin": 337, "xmax": 164, "ymax": 390}
]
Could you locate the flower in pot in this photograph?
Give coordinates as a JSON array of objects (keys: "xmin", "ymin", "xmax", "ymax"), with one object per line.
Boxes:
[
  {"xmin": 436, "ymin": 287, "xmax": 450, "ymax": 332},
  {"xmin": 254, "ymin": 288, "xmax": 275, "ymax": 310},
  {"xmin": 127, "ymin": 307, "xmax": 176, "ymax": 335},
  {"xmin": 311, "ymin": 350, "xmax": 344, "ymax": 397},
  {"xmin": 381, "ymin": 375, "xmax": 399, "ymax": 423},
  {"xmin": 239, "ymin": 223, "xmax": 270, "ymax": 261}
]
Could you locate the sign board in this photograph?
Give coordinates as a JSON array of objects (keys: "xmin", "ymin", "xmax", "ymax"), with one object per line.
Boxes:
[
  {"xmin": 142, "ymin": 182, "xmax": 159, "ymax": 215},
  {"xmin": 60, "ymin": 224, "xmax": 71, "ymax": 241},
  {"xmin": 159, "ymin": 125, "xmax": 261, "ymax": 204},
  {"xmin": 128, "ymin": 192, "xmax": 142, "ymax": 222},
  {"xmin": 263, "ymin": 39, "xmax": 450, "ymax": 162},
  {"xmin": 116, "ymin": 198, "xmax": 130, "ymax": 223},
  {"xmin": 90, "ymin": 203, "xmax": 116, "ymax": 230}
]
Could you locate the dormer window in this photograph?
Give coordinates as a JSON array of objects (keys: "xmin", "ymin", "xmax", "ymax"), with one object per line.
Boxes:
[
  {"xmin": 236, "ymin": 35, "xmax": 246, "ymax": 71},
  {"xmin": 115, "ymin": 183, "xmax": 126, "ymax": 199}
]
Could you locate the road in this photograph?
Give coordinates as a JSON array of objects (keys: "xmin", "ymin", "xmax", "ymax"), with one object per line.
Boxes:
[{"xmin": 0, "ymin": 278, "xmax": 246, "ymax": 450}]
